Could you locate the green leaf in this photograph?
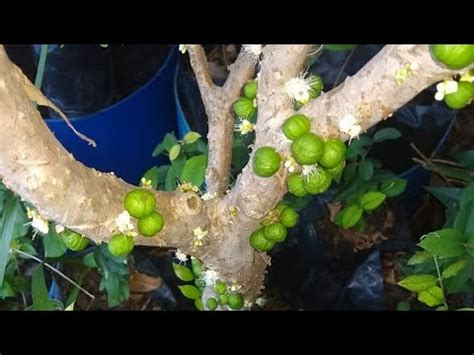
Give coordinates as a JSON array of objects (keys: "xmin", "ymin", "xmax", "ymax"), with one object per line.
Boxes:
[
  {"xmin": 454, "ymin": 149, "xmax": 474, "ymax": 168},
  {"xmin": 417, "ymin": 285, "xmax": 445, "ymax": 307},
  {"xmin": 152, "ymin": 133, "xmax": 178, "ymax": 157},
  {"xmin": 65, "ymin": 270, "xmax": 87, "ymax": 308},
  {"xmin": 180, "ymin": 155, "xmax": 208, "ymax": 187},
  {"xmin": 360, "ymin": 191, "xmax": 386, "ymax": 211},
  {"xmin": 454, "ymin": 200, "xmax": 474, "ymax": 237},
  {"xmin": 172, "ymin": 263, "xmax": 194, "ymax": 282},
  {"xmin": 164, "ymin": 167, "xmax": 177, "ymax": 191},
  {"xmin": 194, "ymin": 298, "xmax": 204, "ymax": 311},
  {"xmin": 425, "ymin": 187, "xmax": 463, "ymax": 209},
  {"xmin": 183, "ymin": 132, "xmax": 202, "ymax": 145},
  {"xmin": 380, "ymin": 178, "xmax": 407, "ymax": 198},
  {"xmin": 83, "ymin": 252, "xmax": 98, "ymax": 268},
  {"xmin": 407, "ymin": 251, "xmax": 433, "ymax": 266},
  {"xmin": 324, "ymin": 44, "xmax": 356, "ymax": 51},
  {"xmin": 457, "ymin": 307, "xmax": 474, "ymax": 311},
  {"xmin": 346, "ymin": 137, "xmax": 372, "ymax": 160},
  {"xmin": 43, "ymin": 226, "xmax": 67, "ymax": 258},
  {"xmin": 397, "ymin": 274, "xmax": 438, "ymax": 292},
  {"xmin": 31, "ymin": 264, "xmax": 55, "ymax": 310},
  {"xmin": 178, "ymin": 285, "xmax": 201, "ymax": 300},
  {"xmin": 373, "ymin": 128, "xmax": 402, "ymax": 143},
  {"xmin": 0, "ymin": 280, "xmax": 15, "ymax": 299},
  {"xmin": 342, "ymin": 162, "xmax": 358, "ymax": 182},
  {"xmin": 0, "ymin": 194, "xmax": 19, "ymax": 286},
  {"xmin": 418, "ymin": 229, "xmax": 466, "ymax": 257},
  {"xmin": 171, "ymin": 154, "xmax": 186, "ymax": 180},
  {"xmin": 442, "ymin": 260, "xmax": 468, "ymax": 279},
  {"xmin": 142, "ymin": 166, "xmax": 159, "ymax": 189},
  {"xmin": 396, "ymin": 301, "xmax": 410, "ymax": 311},
  {"xmin": 169, "ymin": 144, "xmax": 181, "ymax": 161},
  {"xmin": 358, "ymin": 159, "xmax": 374, "ymax": 181},
  {"xmin": 341, "ymin": 205, "xmax": 364, "ymax": 229}
]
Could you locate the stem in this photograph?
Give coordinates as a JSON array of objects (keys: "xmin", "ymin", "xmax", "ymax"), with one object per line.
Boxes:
[
  {"xmin": 433, "ymin": 256, "xmax": 448, "ymax": 309},
  {"xmin": 13, "ymin": 248, "xmax": 95, "ymax": 300},
  {"xmin": 34, "ymin": 44, "xmax": 48, "ymax": 89}
]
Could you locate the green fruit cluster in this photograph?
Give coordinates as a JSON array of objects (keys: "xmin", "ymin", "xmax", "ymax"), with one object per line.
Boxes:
[
  {"xmin": 444, "ymin": 81, "xmax": 474, "ymax": 110},
  {"xmin": 232, "ymin": 79, "xmax": 258, "ymax": 120},
  {"xmin": 431, "ymin": 45, "xmax": 474, "ymax": 70},
  {"xmin": 212, "ymin": 280, "xmax": 245, "ymax": 310}
]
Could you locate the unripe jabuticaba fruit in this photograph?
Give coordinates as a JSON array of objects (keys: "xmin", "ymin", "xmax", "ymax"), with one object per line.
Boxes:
[
  {"xmin": 108, "ymin": 234, "xmax": 134, "ymax": 257},
  {"xmin": 287, "ymin": 174, "xmax": 307, "ymax": 197},
  {"xmin": 137, "ymin": 211, "xmax": 164, "ymax": 237},
  {"xmin": 124, "ymin": 189, "xmax": 156, "ymax": 219},
  {"xmin": 263, "ymin": 222, "xmax": 288, "ymax": 242},
  {"xmin": 250, "ymin": 229, "xmax": 274, "ymax": 252},
  {"xmin": 61, "ymin": 230, "xmax": 88, "ymax": 252},
  {"xmin": 431, "ymin": 45, "xmax": 474, "ymax": 70},
  {"xmin": 326, "ymin": 159, "xmax": 346, "ymax": 177},
  {"xmin": 213, "ymin": 280, "xmax": 227, "ymax": 295},
  {"xmin": 228, "ymin": 293, "xmax": 245, "ymax": 310},
  {"xmin": 275, "ymin": 202, "xmax": 289, "ymax": 215},
  {"xmin": 253, "ymin": 146, "xmax": 281, "ymax": 177},
  {"xmin": 233, "ymin": 97, "xmax": 256, "ymax": 118},
  {"xmin": 444, "ymin": 81, "xmax": 474, "ymax": 109},
  {"xmin": 191, "ymin": 258, "xmax": 203, "ymax": 277},
  {"xmin": 206, "ymin": 297, "xmax": 218, "ymax": 311},
  {"xmin": 308, "ymin": 74, "xmax": 323, "ymax": 98},
  {"xmin": 218, "ymin": 293, "xmax": 229, "ymax": 305},
  {"xmin": 319, "ymin": 138, "xmax": 347, "ymax": 169},
  {"xmin": 303, "ymin": 169, "xmax": 332, "ymax": 195},
  {"xmin": 280, "ymin": 207, "xmax": 299, "ymax": 228},
  {"xmin": 243, "ymin": 80, "xmax": 258, "ymax": 99},
  {"xmin": 291, "ymin": 133, "xmax": 325, "ymax": 165},
  {"xmin": 282, "ymin": 114, "xmax": 311, "ymax": 141}
]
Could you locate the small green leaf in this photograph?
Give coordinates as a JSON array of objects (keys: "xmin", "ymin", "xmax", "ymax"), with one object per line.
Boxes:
[
  {"xmin": 152, "ymin": 133, "xmax": 178, "ymax": 157},
  {"xmin": 172, "ymin": 263, "xmax": 194, "ymax": 282},
  {"xmin": 341, "ymin": 205, "xmax": 364, "ymax": 229},
  {"xmin": 418, "ymin": 229, "xmax": 467, "ymax": 257},
  {"xmin": 396, "ymin": 301, "xmax": 410, "ymax": 311},
  {"xmin": 171, "ymin": 154, "xmax": 186, "ymax": 179},
  {"xmin": 0, "ymin": 194, "xmax": 19, "ymax": 286},
  {"xmin": 180, "ymin": 155, "xmax": 208, "ymax": 187},
  {"xmin": 164, "ymin": 167, "xmax": 177, "ymax": 191},
  {"xmin": 358, "ymin": 159, "xmax": 374, "ymax": 181},
  {"xmin": 425, "ymin": 186, "xmax": 463, "ymax": 209},
  {"xmin": 454, "ymin": 200, "xmax": 474, "ymax": 237},
  {"xmin": 346, "ymin": 137, "xmax": 372, "ymax": 160},
  {"xmin": 191, "ymin": 258, "xmax": 203, "ymax": 277},
  {"xmin": 454, "ymin": 150, "xmax": 474, "ymax": 168},
  {"xmin": 372, "ymin": 128, "xmax": 402, "ymax": 143},
  {"xmin": 31, "ymin": 264, "xmax": 55, "ymax": 310},
  {"xmin": 178, "ymin": 285, "xmax": 201, "ymax": 300},
  {"xmin": 442, "ymin": 260, "xmax": 468, "ymax": 279},
  {"xmin": 183, "ymin": 132, "xmax": 202, "ymax": 145},
  {"xmin": 407, "ymin": 251, "xmax": 432, "ymax": 266},
  {"xmin": 169, "ymin": 144, "xmax": 181, "ymax": 161},
  {"xmin": 83, "ymin": 252, "xmax": 98, "ymax": 268},
  {"xmin": 142, "ymin": 166, "xmax": 159, "ymax": 189},
  {"xmin": 324, "ymin": 44, "xmax": 356, "ymax": 51},
  {"xmin": 43, "ymin": 226, "xmax": 67, "ymax": 258},
  {"xmin": 417, "ymin": 285, "xmax": 444, "ymax": 307},
  {"xmin": 360, "ymin": 191, "xmax": 386, "ymax": 211},
  {"xmin": 342, "ymin": 162, "xmax": 357, "ymax": 182},
  {"xmin": 397, "ymin": 274, "xmax": 438, "ymax": 292},
  {"xmin": 380, "ymin": 178, "xmax": 407, "ymax": 198}
]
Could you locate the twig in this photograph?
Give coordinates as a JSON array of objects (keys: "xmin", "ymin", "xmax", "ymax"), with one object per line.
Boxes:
[
  {"xmin": 333, "ymin": 45, "xmax": 357, "ymax": 89},
  {"xmin": 13, "ymin": 248, "xmax": 95, "ymax": 300},
  {"xmin": 430, "ymin": 158, "xmax": 465, "ymax": 168}
]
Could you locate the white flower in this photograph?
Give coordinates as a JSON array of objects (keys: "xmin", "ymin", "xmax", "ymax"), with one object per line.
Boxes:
[
  {"xmin": 179, "ymin": 45, "xmax": 188, "ymax": 54},
  {"xmin": 255, "ymin": 297, "xmax": 267, "ymax": 307},
  {"xmin": 284, "ymin": 76, "xmax": 311, "ymax": 104},
  {"xmin": 242, "ymin": 45, "xmax": 263, "ymax": 57},
  {"xmin": 202, "ymin": 269, "xmax": 220, "ymax": 286},
  {"xmin": 244, "ymin": 299, "xmax": 253, "ymax": 309},
  {"xmin": 284, "ymin": 157, "xmax": 298, "ymax": 174},
  {"xmin": 435, "ymin": 80, "xmax": 458, "ymax": 101},
  {"xmin": 26, "ymin": 208, "xmax": 49, "ymax": 235},
  {"xmin": 115, "ymin": 211, "xmax": 135, "ymax": 234},
  {"xmin": 177, "ymin": 182, "xmax": 200, "ymax": 193},
  {"xmin": 235, "ymin": 119, "xmax": 255, "ymax": 135},
  {"xmin": 229, "ymin": 282, "xmax": 242, "ymax": 293},
  {"xmin": 140, "ymin": 177, "xmax": 152, "ymax": 187},
  {"xmin": 193, "ymin": 227, "xmax": 208, "ymax": 248},
  {"xmin": 201, "ymin": 191, "xmax": 217, "ymax": 201},
  {"xmin": 175, "ymin": 249, "xmax": 188, "ymax": 263},
  {"xmin": 55, "ymin": 224, "xmax": 65, "ymax": 234},
  {"xmin": 301, "ymin": 164, "xmax": 319, "ymax": 180},
  {"xmin": 338, "ymin": 114, "xmax": 362, "ymax": 139}
]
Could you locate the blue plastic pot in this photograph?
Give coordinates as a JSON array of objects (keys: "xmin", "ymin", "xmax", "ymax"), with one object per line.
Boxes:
[{"xmin": 45, "ymin": 47, "xmax": 178, "ymax": 185}]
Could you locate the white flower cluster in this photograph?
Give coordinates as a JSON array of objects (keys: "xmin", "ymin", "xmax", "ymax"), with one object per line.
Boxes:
[
  {"xmin": 193, "ymin": 227, "xmax": 208, "ymax": 248},
  {"xmin": 175, "ymin": 249, "xmax": 188, "ymax": 263},
  {"xmin": 115, "ymin": 211, "xmax": 136, "ymax": 236},
  {"xmin": 434, "ymin": 80, "xmax": 458, "ymax": 101},
  {"xmin": 235, "ymin": 119, "xmax": 255, "ymax": 135},
  {"xmin": 26, "ymin": 207, "xmax": 49, "ymax": 235},
  {"xmin": 338, "ymin": 114, "xmax": 362, "ymax": 140},
  {"xmin": 242, "ymin": 45, "xmax": 263, "ymax": 57},
  {"xmin": 284, "ymin": 76, "xmax": 311, "ymax": 104}
]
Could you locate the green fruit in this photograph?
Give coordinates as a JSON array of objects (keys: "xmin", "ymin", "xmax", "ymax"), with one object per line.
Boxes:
[
  {"xmin": 308, "ymin": 75, "xmax": 323, "ymax": 98},
  {"xmin": 326, "ymin": 159, "xmax": 346, "ymax": 177},
  {"xmin": 214, "ymin": 280, "xmax": 227, "ymax": 295},
  {"xmin": 280, "ymin": 207, "xmax": 299, "ymax": 228},
  {"xmin": 282, "ymin": 114, "xmax": 311, "ymax": 141},
  {"xmin": 206, "ymin": 297, "xmax": 218, "ymax": 311},
  {"xmin": 319, "ymin": 139, "xmax": 347, "ymax": 169},
  {"xmin": 303, "ymin": 169, "xmax": 332, "ymax": 195},
  {"xmin": 431, "ymin": 45, "xmax": 474, "ymax": 69},
  {"xmin": 291, "ymin": 133, "xmax": 325, "ymax": 165},
  {"xmin": 274, "ymin": 202, "xmax": 289, "ymax": 215},
  {"xmin": 253, "ymin": 147, "xmax": 281, "ymax": 177},
  {"xmin": 287, "ymin": 174, "xmax": 307, "ymax": 197},
  {"xmin": 250, "ymin": 229, "xmax": 275, "ymax": 252},
  {"xmin": 263, "ymin": 222, "xmax": 288, "ymax": 242},
  {"xmin": 233, "ymin": 97, "xmax": 256, "ymax": 118},
  {"xmin": 61, "ymin": 230, "xmax": 88, "ymax": 252},
  {"xmin": 137, "ymin": 211, "xmax": 164, "ymax": 237},
  {"xmin": 108, "ymin": 234, "xmax": 134, "ymax": 257},
  {"xmin": 124, "ymin": 189, "xmax": 156, "ymax": 219},
  {"xmin": 444, "ymin": 81, "xmax": 474, "ymax": 109},
  {"xmin": 243, "ymin": 80, "xmax": 258, "ymax": 99},
  {"xmin": 218, "ymin": 293, "xmax": 229, "ymax": 305},
  {"xmin": 228, "ymin": 293, "xmax": 244, "ymax": 310}
]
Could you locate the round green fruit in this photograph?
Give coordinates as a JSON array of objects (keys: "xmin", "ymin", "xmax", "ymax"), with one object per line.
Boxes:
[
  {"xmin": 275, "ymin": 202, "xmax": 289, "ymax": 215},
  {"xmin": 108, "ymin": 234, "xmax": 134, "ymax": 257},
  {"xmin": 263, "ymin": 222, "xmax": 288, "ymax": 242},
  {"xmin": 61, "ymin": 230, "xmax": 88, "ymax": 251},
  {"xmin": 206, "ymin": 297, "xmax": 218, "ymax": 311},
  {"xmin": 233, "ymin": 97, "xmax": 256, "ymax": 118},
  {"xmin": 244, "ymin": 80, "xmax": 258, "ymax": 99},
  {"xmin": 213, "ymin": 280, "xmax": 227, "ymax": 295},
  {"xmin": 291, "ymin": 133, "xmax": 325, "ymax": 165},
  {"xmin": 191, "ymin": 258, "xmax": 203, "ymax": 277},
  {"xmin": 287, "ymin": 174, "xmax": 307, "ymax": 197},
  {"xmin": 308, "ymin": 74, "xmax": 323, "ymax": 98},
  {"xmin": 124, "ymin": 189, "xmax": 156, "ymax": 219},
  {"xmin": 280, "ymin": 207, "xmax": 299, "ymax": 228},
  {"xmin": 303, "ymin": 169, "xmax": 332, "ymax": 195},
  {"xmin": 444, "ymin": 81, "xmax": 474, "ymax": 109},
  {"xmin": 319, "ymin": 139, "xmax": 347, "ymax": 169},
  {"xmin": 253, "ymin": 147, "xmax": 281, "ymax": 177},
  {"xmin": 137, "ymin": 211, "xmax": 164, "ymax": 237},
  {"xmin": 282, "ymin": 114, "xmax": 311, "ymax": 141},
  {"xmin": 218, "ymin": 293, "xmax": 229, "ymax": 305},
  {"xmin": 228, "ymin": 293, "xmax": 244, "ymax": 310},
  {"xmin": 326, "ymin": 159, "xmax": 346, "ymax": 177},
  {"xmin": 250, "ymin": 229, "xmax": 274, "ymax": 252},
  {"xmin": 431, "ymin": 45, "xmax": 474, "ymax": 69}
]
